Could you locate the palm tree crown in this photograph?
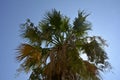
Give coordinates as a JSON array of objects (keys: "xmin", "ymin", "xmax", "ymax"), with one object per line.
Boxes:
[{"xmin": 16, "ymin": 9, "xmax": 111, "ymax": 80}]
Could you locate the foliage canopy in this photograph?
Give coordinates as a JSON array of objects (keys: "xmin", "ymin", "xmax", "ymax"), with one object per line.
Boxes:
[{"xmin": 16, "ymin": 9, "xmax": 111, "ymax": 80}]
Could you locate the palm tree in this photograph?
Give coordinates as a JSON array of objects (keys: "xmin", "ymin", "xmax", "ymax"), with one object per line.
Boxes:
[{"xmin": 16, "ymin": 9, "xmax": 111, "ymax": 80}]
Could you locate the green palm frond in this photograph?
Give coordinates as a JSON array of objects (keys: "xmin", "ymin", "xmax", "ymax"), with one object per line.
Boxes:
[
  {"xmin": 73, "ymin": 11, "xmax": 91, "ymax": 36},
  {"xmin": 20, "ymin": 19, "xmax": 42, "ymax": 45}
]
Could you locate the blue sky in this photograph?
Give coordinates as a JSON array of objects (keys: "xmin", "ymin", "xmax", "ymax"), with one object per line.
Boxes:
[{"xmin": 0, "ymin": 0, "xmax": 120, "ymax": 80}]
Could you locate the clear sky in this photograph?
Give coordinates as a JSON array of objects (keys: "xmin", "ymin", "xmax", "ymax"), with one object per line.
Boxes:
[{"xmin": 0, "ymin": 0, "xmax": 120, "ymax": 80}]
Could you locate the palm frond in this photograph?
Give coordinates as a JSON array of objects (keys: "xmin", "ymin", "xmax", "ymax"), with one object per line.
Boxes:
[
  {"xmin": 73, "ymin": 10, "xmax": 91, "ymax": 36},
  {"xmin": 16, "ymin": 44, "xmax": 42, "ymax": 72},
  {"xmin": 20, "ymin": 19, "xmax": 42, "ymax": 45}
]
